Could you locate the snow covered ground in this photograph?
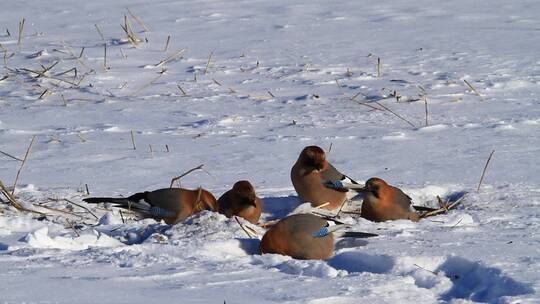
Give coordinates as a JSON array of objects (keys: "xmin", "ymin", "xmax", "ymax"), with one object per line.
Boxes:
[{"xmin": 1, "ymin": 0, "xmax": 539, "ymax": 302}]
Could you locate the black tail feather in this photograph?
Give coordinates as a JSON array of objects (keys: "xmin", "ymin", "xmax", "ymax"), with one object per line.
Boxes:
[
  {"xmin": 412, "ymin": 205, "xmax": 438, "ymax": 212},
  {"xmin": 83, "ymin": 195, "xmax": 151, "ymax": 214},
  {"xmin": 341, "ymin": 231, "xmax": 378, "ymax": 238}
]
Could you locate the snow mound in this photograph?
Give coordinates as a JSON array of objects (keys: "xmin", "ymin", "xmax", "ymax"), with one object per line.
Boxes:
[{"xmin": 23, "ymin": 227, "xmax": 122, "ymax": 250}]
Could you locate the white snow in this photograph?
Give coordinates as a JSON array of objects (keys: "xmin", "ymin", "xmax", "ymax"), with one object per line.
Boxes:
[{"xmin": 1, "ymin": 0, "xmax": 540, "ymax": 303}]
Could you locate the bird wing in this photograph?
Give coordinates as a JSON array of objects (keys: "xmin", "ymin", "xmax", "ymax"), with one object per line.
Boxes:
[
  {"xmin": 393, "ymin": 186, "xmax": 414, "ymax": 210},
  {"xmin": 321, "ymin": 163, "xmax": 359, "ymax": 192}
]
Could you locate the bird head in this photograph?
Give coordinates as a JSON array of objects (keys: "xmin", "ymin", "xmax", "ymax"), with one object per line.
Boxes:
[
  {"xmin": 232, "ymin": 180, "xmax": 257, "ymax": 207},
  {"xmin": 299, "ymin": 145, "xmax": 326, "ymax": 171},
  {"xmin": 359, "ymin": 177, "xmax": 389, "ymax": 200}
]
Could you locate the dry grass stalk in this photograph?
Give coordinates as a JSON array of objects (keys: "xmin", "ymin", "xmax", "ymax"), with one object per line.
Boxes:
[
  {"xmin": 204, "ymin": 51, "xmax": 213, "ymax": 75},
  {"xmin": 463, "ymin": 79, "xmax": 485, "ymax": 101},
  {"xmin": 149, "ymin": 144, "xmax": 153, "ymax": 158},
  {"xmin": 85, "ymin": 184, "xmax": 90, "ymax": 195},
  {"xmin": 154, "ymin": 48, "xmax": 186, "ymax": 67},
  {"xmin": 121, "ymin": 14, "xmax": 139, "ymax": 47},
  {"xmin": 130, "ymin": 74, "xmax": 162, "ymax": 96},
  {"xmin": 377, "ymin": 57, "xmax": 381, "ymax": 77},
  {"xmin": 61, "ymin": 94, "xmax": 68, "ymax": 106},
  {"xmin": 424, "ymin": 96, "xmax": 429, "ymax": 127},
  {"xmin": 60, "ymin": 41, "xmax": 90, "ymax": 70},
  {"xmin": 177, "ymin": 84, "xmax": 187, "ymax": 96},
  {"xmin": 127, "ymin": 8, "xmax": 150, "ymax": 32},
  {"xmin": 477, "ymin": 150, "xmax": 495, "ymax": 192},
  {"xmin": 130, "ymin": 130, "xmax": 136, "ymax": 150},
  {"xmin": 55, "ymin": 67, "xmax": 77, "ymax": 77},
  {"xmin": 12, "ymin": 135, "xmax": 36, "ymax": 195},
  {"xmin": 0, "ymin": 179, "xmax": 24, "ymax": 210},
  {"xmin": 103, "ymin": 43, "xmax": 108, "ymax": 70},
  {"xmin": 314, "ymin": 202, "xmax": 331, "ymax": 209},
  {"xmin": 94, "ymin": 24, "xmax": 105, "ymax": 41},
  {"xmin": 351, "ymin": 98, "xmax": 385, "ymax": 111},
  {"xmin": 34, "ymin": 203, "xmax": 84, "ymax": 219},
  {"xmin": 63, "ymin": 198, "xmax": 98, "ymax": 219},
  {"xmin": 0, "ymin": 150, "xmax": 23, "ymax": 161},
  {"xmin": 38, "ymin": 89, "xmax": 51, "ymax": 100},
  {"xmin": 21, "ymin": 67, "xmax": 79, "ymax": 86},
  {"xmin": 258, "ymin": 220, "xmax": 279, "ymax": 229},
  {"xmin": 420, "ymin": 194, "xmax": 467, "ymax": 218},
  {"xmin": 212, "ymin": 78, "xmax": 222, "ymax": 86},
  {"xmin": 78, "ymin": 47, "xmax": 85, "ymax": 58},
  {"xmin": 163, "ymin": 35, "xmax": 171, "ymax": 52},
  {"xmin": 169, "ymin": 164, "xmax": 204, "ymax": 188},
  {"xmin": 0, "ymin": 180, "xmax": 46, "ymax": 215},
  {"xmin": 373, "ymin": 101, "xmax": 416, "ymax": 128},
  {"xmin": 119, "ymin": 210, "xmax": 126, "ymax": 224},
  {"xmin": 66, "ymin": 219, "xmax": 80, "ymax": 237},
  {"xmin": 267, "ymin": 90, "xmax": 275, "ymax": 98},
  {"xmin": 234, "ymin": 216, "xmax": 255, "ymax": 239},
  {"xmin": 119, "ymin": 48, "xmax": 127, "ymax": 59},
  {"xmin": 17, "ymin": 18, "xmax": 25, "ymax": 50}
]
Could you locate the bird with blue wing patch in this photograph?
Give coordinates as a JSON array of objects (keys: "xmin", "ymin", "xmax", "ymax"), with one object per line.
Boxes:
[
  {"xmin": 260, "ymin": 213, "xmax": 377, "ymax": 260},
  {"xmin": 83, "ymin": 187, "xmax": 217, "ymax": 225},
  {"xmin": 291, "ymin": 145, "xmax": 363, "ymax": 210}
]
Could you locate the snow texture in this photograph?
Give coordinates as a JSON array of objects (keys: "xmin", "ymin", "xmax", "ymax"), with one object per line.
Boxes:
[{"xmin": 1, "ymin": 0, "xmax": 539, "ymax": 303}]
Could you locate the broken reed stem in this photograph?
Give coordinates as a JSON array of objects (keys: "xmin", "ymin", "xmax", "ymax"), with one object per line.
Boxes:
[
  {"xmin": 119, "ymin": 210, "xmax": 126, "ymax": 224},
  {"xmin": 103, "ymin": 43, "xmax": 108, "ymax": 70},
  {"xmin": 12, "ymin": 135, "xmax": 36, "ymax": 196},
  {"xmin": 66, "ymin": 219, "xmax": 80, "ymax": 237},
  {"xmin": 85, "ymin": 184, "xmax": 90, "ymax": 195},
  {"xmin": 234, "ymin": 216, "xmax": 254, "ymax": 239},
  {"xmin": 0, "ymin": 150, "xmax": 23, "ymax": 161},
  {"xmin": 127, "ymin": 8, "xmax": 150, "ymax": 32},
  {"xmin": 0, "ymin": 179, "xmax": 24, "ymax": 209},
  {"xmin": 17, "ymin": 18, "xmax": 25, "ymax": 50},
  {"xmin": 78, "ymin": 47, "xmax": 85, "ymax": 59},
  {"xmin": 154, "ymin": 48, "xmax": 185, "ymax": 67},
  {"xmin": 130, "ymin": 74, "xmax": 162, "ymax": 96},
  {"xmin": 61, "ymin": 94, "xmax": 68, "ymax": 106},
  {"xmin": 204, "ymin": 51, "xmax": 213, "ymax": 75},
  {"xmin": 377, "ymin": 57, "xmax": 381, "ymax": 77},
  {"xmin": 477, "ymin": 150, "xmax": 495, "ymax": 192},
  {"xmin": 163, "ymin": 35, "xmax": 170, "ymax": 52},
  {"xmin": 34, "ymin": 203, "xmax": 84, "ymax": 218},
  {"xmin": 169, "ymin": 164, "xmax": 204, "ymax": 188},
  {"xmin": 177, "ymin": 84, "xmax": 187, "ymax": 96},
  {"xmin": 63, "ymin": 198, "xmax": 98, "ymax": 219},
  {"xmin": 314, "ymin": 202, "xmax": 331, "ymax": 209},
  {"xmin": 373, "ymin": 101, "xmax": 416, "ymax": 128},
  {"xmin": 463, "ymin": 79, "xmax": 485, "ymax": 101},
  {"xmin": 424, "ymin": 96, "xmax": 429, "ymax": 127},
  {"xmin": 130, "ymin": 130, "xmax": 136, "ymax": 150},
  {"xmin": 94, "ymin": 24, "xmax": 105, "ymax": 41}
]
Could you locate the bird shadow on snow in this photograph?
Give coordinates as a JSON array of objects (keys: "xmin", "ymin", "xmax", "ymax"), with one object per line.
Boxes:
[
  {"xmin": 327, "ymin": 251, "xmax": 533, "ymax": 303},
  {"xmin": 262, "ymin": 195, "xmax": 301, "ymax": 220},
  {"xmin": 436, "ymin": 256, "xmax": 534, "ymax": 303}
]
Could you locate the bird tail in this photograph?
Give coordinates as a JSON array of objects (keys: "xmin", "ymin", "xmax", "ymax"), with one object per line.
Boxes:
[
  {"xmin": 412, "ymin": 205, "xmax": 438, "ymax": 212},
  {"xmin": 339, "ymin": 231, "xmax": 378, "ymax": 238},
  {"xmin": 83, "ymin": 193, "xmax": 151, "ymax": 213}
]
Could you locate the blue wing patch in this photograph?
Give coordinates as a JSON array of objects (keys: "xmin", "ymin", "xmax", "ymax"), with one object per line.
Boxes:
[
  {"xmin": 150, "ymin": 206, "xmax": 176, "ymax": 218},
  {"xmin": 324, "ymin": 180, "xmax": 345, "ymax": 190},
  {"xmin": 313, "ymin": 226, "xmax": 330, "ymax": 238}
]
